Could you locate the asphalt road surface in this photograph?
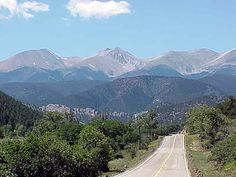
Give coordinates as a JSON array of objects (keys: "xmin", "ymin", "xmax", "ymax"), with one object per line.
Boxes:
[{"xmin": 115, "ymin": 134, "xmax": 190, "ymax": 177}]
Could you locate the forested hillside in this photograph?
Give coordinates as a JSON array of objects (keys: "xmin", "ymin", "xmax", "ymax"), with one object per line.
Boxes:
[
  {"xmin": 200, "ymin": 75, "xmax": 236, "ymax": 96},
  {"xmin": 0, "ymin": 80, "xmax": 105, "ymax": 106},
  {"xmin": 0, "ymin": 91, "xmax": 42, "ymax": 128},
  {"xmin": 62, "ymin": 76, "xmax": 222, "ymax": 113}
]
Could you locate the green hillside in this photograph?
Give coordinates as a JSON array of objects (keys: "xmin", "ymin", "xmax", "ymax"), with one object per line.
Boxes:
[
  {"xmin": 0, "ymin": 91, "xmax": 42, "ymax": 128},
  {"xmin": 63, "ymin": 76, "xmax": 222, "ymax": 113},
  {"xmin": 200, "ymin": 75, "xmax": 236, "ymax": 96},
  {"xmin": 0, "ymin": 80, "xmax": 105, "ymax": 106}
]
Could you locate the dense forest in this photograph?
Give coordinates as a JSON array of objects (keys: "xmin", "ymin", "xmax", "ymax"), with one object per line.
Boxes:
[
  {"xmin": 0, "ymin": 91, "xmax": 42, "ymax": 128},
  {"xmin": 0, "ymin": 92, "xmax": 181, "ymax": 177}
]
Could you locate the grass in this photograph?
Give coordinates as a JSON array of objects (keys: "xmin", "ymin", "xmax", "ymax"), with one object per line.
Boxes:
[
  {"xmin": 185, "ymin": 134, "xmax": 236, "ymax": 177},
  {"xmin": 0, "ymin": 136, "xmax": 24, "ymax": 143},
  {"xmin": 229, "ymin": 119, "xmax": 236, "ymax": 134},
  {"xmin": 102, "ymin": 137, "xmax": 163, "ymax": 177}
]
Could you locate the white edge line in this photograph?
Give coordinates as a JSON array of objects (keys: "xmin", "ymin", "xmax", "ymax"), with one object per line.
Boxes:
[
  {"xmin": 153, "ymin": 135, "xmax": 177, "ymax": 177},
  {"xmin": 114, "ymin": 137, "xmax": 166, "ymax": 177}
]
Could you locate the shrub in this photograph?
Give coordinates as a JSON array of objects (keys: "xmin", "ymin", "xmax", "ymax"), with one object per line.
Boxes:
[
  {"xmin": 211, "ymin": 133, "xmax": 236, "ymax": 165},
  {"xmin": 0, "ymin": 133, "xmax": 100, "ymax": 177}
]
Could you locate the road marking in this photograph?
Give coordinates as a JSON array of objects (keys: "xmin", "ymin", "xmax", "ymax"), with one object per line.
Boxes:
[
  {"xmin": 115, "ymin": 138, "xmax": 166, "ymax": 177},
  {"xmin": 153, "ymin": 135, "xmax": 177, "ymax": 177},
  {"xmin": 183, "ymin": 135, "xmax": 191, "ymax": 177}
]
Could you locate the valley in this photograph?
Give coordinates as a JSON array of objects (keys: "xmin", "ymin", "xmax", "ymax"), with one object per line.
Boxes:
[
  {"xmin": 0, "ymin": 48, "xmax": 235, "ymax": 122},
  {"xmin": 1, "ymin": 1, "xmax": 236, "ymax": 176},
  {"xmin": 0, "ymin": 48, "xmax": 235, "ymax": 177}
]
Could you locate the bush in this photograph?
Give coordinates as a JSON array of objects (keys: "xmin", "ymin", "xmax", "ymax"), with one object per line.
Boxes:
[
  {"xmin": 211, "ymin": 133, "xmax": 236, "ymax": 165},
  {"xmin": 186, "ymin": 106, "xmax": 229, "ymax": 148},
  {"xmin": 0, "ymin": 133, "xmax": 100, "ymax": 177},
  {"xmin": 108, "ymin": 159, "xmax": 127, "ymax": 172},
  {"xmin": 0, "ymin": 127, "xmax": 4, "ymax": 139},
  {"xmin": 55, "ymin": 123, "xmax": 83, "ymax": 145},
  {"xmin": 139, "ymin": 138, "xmax": 150, "ymax": 150},
  {"xmin": 77, "ymin": 125, "xmax": 112, "ymax": 172},
  {"xmin": 125, "ymin": 144, "xmax": 137, "ymax": 159},
  {"xmin": 0, "ymin": 165, "xmax": 15, "ymax": 177}
]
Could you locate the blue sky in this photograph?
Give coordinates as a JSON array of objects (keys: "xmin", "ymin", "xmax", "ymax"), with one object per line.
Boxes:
[{"xmin": 0, "ymin": 0, "xmax": 236, "ymax": 60}]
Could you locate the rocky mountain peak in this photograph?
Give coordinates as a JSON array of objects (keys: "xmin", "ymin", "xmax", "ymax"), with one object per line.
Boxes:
[
  {"xmin": 0, "ymin": 49, "xmax": 65, "ymax": 72},
  {"xmin": 98, "ymin": 47, "xmax": 137, "ymax": 64}
]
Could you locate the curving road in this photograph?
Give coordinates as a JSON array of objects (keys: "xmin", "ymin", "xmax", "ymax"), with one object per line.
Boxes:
[{"xmin": 115, "ymin": 134, "xmax": 190, "ymax": 177}]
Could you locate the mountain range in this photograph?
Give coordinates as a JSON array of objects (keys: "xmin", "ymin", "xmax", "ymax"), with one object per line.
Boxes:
[
  {"xmin": 0, "ymin": 48, "xmax": 235, "ymax": 122},
  {"xmin": 0, "ymin": 47, "xmax": 235, "ymax": 83}
]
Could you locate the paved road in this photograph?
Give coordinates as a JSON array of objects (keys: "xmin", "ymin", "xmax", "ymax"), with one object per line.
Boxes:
[{"xmin": 115, "ymin": 134, "xmax": 190, "ymax": 177}]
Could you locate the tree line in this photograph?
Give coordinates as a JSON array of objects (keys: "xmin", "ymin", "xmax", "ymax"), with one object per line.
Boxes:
[
  {"xmin": 186, "ymin": 97, "xmax": 236, "ymax": 167},
  {"xmin": 0, "ymin": 109, "xmax": 181, "ymax": 177}
]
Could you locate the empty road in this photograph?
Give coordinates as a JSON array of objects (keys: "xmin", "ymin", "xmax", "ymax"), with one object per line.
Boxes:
[{"xmin": 115, "ymin": 134, "xmax": 190, "ymax": 177}]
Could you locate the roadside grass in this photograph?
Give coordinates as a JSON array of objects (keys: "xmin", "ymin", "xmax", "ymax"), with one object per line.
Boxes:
[
  {"xmin": 103, "ymin": 137, "xmax": 163, "ymax": 177},
  {"xmin": 185, "ymin": 134, "xmax": 236, "ymax": 177},
  {"xmin": 0, "ymin": 137, "xmax": 24, "ymax": 143},
  {"xmin": 229, "ymin": 119, "xmax": 236, "ymax": 134}
]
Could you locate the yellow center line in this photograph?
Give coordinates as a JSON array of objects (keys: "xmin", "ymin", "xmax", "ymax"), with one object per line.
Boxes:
[{"xmin": 153, "ymin": 135, "xmax": 177, "ymax": 177}]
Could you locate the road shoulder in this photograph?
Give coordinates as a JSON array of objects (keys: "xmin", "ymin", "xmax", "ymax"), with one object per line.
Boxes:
[{"xmin": 185, "ymin": 134, "xmax": 236, "ymax": 177}]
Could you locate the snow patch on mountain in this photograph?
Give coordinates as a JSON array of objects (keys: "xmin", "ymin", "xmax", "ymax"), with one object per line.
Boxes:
[
  {"xmin": 76, "ymin": 48, "xmax": 145, "ymax": 77},
  {"xmin": 0, "ymin": 47, "xmax": 236, "ymax": 79},
  {"xmin": 147, "ymin": 48, "xmax": 219, "ymax": 75}
]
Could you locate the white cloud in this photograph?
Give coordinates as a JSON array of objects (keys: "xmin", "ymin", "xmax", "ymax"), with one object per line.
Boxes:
[
  {"xmin": 0, "ymin": 0, "xmax": 49, "ymax": 19},
  {"xmin": 66, "ymin": 0, "xmax": 131, "ymax": 19}
]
